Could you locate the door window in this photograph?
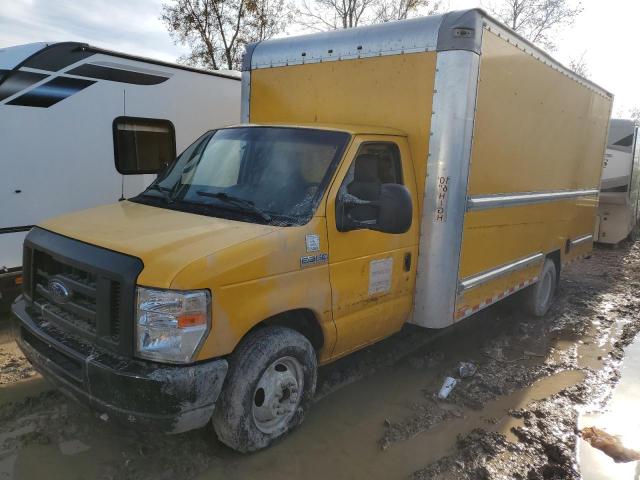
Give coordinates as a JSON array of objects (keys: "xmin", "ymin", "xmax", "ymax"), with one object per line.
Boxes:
[{"xmin": 338, "ymin": 142, "xmax": 403, "ymax": 225}]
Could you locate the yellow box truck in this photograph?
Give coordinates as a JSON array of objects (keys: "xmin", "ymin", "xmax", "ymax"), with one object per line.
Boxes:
[{"xmin": 12, "ymin": 9, "xmax": 612, "ymax": 452}]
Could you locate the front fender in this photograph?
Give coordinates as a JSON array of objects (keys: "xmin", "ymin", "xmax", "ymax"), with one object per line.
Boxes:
[{"xmin": 169, "ymin": 218, "xmax": 336, "ymax": 362}]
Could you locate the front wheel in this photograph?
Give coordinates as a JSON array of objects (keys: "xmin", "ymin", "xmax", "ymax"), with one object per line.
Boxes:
[
  {"xmin": 212, "ymin": 326, "xmax": 317, "ymax": 452},
  {"xmin": 522, "ymin": 258, "xmax": 557, "ymax": 317}
]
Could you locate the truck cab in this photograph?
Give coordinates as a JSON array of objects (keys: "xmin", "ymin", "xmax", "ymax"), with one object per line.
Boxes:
[{"xmin": 13, "ymin": 124, "xmax": 415, "ymax": 451}]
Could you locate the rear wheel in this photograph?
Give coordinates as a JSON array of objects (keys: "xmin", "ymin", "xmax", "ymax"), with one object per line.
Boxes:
[
  {"xmin": 522, "ymin": 258, "xmax": 557, "ymax": 317},
  {"xmin": 212, "ymin": 326, "xmax": 317, "ymax": 452}
]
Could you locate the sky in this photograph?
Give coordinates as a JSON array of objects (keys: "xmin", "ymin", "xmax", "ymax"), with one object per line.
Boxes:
[{"xmin": 1, "ymin": 0, "xmax": 638, "ymax": 115}]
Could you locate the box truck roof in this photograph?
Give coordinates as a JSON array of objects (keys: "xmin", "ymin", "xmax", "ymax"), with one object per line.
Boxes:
[{"xmin": 242, "ymin": 8, "xmax": 610, "ymax": 99}]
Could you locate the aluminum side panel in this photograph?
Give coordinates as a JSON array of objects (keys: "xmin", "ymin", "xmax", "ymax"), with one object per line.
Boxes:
[{"xmin": 411, "ymin": 50, "xmax": 480, "ymax": 329}]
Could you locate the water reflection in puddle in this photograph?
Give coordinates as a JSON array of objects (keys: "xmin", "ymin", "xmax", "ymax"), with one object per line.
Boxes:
[{"xmin": 579, "ymin": 337, "xmax": 640, "ymax": 479}]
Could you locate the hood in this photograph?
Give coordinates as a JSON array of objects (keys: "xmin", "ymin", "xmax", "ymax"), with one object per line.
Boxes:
[{"xmin": 39, "ymin": 201, "xmax": 278, "ymax": 287}]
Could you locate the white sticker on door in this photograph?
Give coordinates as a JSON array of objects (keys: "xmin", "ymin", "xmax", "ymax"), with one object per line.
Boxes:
[
  {"xmin": 368, "ymin": 258, "xmax": 393, "ymax": 296},
  {"xmin": 305, "ymin": 234, "xmax": 320, "ymax": 252}
]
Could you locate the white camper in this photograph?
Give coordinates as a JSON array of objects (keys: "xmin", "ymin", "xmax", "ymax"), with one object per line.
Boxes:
[
  {"xmin": 596, "ymin": 119, "xmax": 640, "ymax": 244},
  {"xmin": 0, "ymin": 42, "xmax": 241, "ymax": 307}
]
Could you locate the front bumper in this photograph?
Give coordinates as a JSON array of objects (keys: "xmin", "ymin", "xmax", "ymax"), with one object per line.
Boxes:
[{"xmin": 12, "ymin": 297, "xmax": 228, "ymax": 434}]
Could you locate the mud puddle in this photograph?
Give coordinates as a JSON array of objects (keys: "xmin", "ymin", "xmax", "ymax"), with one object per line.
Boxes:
[
  {"xmin": 195, "ymin": 366, "xmax": 585, "ymax": 480},
  {"xmin": 0, "ymin": 377, "xmax": 49, "ymax": 406},
  {"xmin": 578, "ymin": 335, "xmax": 640, "ymax": 479},
  {"xmin": 411, "ymin": 241, "xmax": 640, "ymax": 480},
  {"xmin": 0, "ymin": 240, "xmax": 638, "ymax": 480}
]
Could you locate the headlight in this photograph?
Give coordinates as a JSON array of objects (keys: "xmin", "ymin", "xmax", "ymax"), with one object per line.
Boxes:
[{"xmin": 135, "ymin": 287, "xmax": 211, "ymax": 364}]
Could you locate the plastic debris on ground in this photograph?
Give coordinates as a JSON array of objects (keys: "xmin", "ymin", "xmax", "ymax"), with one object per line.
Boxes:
[
  {"xmin": 458, "ymin": 362, "xmax": 477, "ymax": 378},
  {"xmin": 438, "ymin": 376, "xmax": 458, "ymax": 399}
]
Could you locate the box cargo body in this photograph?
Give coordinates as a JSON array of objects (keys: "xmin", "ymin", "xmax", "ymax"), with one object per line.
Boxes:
[
  {"xmin": 596, "ymin": 119, "xmax": 640, "ymax": 244},
  {"xmin": 242, "ymin": 8, "xmax": 612, "ymax": 328}
]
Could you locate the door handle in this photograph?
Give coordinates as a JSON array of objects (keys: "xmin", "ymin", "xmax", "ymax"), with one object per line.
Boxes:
[{"xmin": 404, "ymin": 252, "xmax": 412, "ymax": 272}]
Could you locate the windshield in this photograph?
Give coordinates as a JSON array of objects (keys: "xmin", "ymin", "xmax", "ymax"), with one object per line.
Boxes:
[{"xmin": 131, "ymin": 127, "xmax": 350, "ymax": 226}]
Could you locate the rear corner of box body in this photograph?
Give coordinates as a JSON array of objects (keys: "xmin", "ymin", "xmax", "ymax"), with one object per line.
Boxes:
[{"xmin": 410, "ymin": 48, "xmax": 481, "ymax": 329}]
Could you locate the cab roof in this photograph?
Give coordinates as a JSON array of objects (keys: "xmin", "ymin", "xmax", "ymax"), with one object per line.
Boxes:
[{"xmin": 228, "ymin": 123, "xmax": 407, "ymax": 137}]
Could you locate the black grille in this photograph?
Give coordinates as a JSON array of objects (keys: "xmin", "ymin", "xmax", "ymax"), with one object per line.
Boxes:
[
  {"xmin": 30, "ymin": 249, "xmax": 122, "ymax": 344},
  {"xmin": 22, "ymin": 228, "xmax": 144, "ymax": 357},
  {"xmin": 33, "ymin": 250, "xmax": 99, "ymax": 333}
]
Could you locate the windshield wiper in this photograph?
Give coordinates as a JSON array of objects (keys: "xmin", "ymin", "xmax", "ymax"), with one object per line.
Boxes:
[
  {"xmin": 196, "ymin": 191, "xmax": 271, "ymax": 222},
  {"xmin": 140, "ymin": 184, "xmax": 174, "ymax": 203}
]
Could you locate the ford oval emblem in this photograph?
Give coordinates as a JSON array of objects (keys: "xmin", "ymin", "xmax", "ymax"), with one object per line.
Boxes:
[{"xmin": 48, "ymin": 278, "xmax": 72, "ymax": 304}]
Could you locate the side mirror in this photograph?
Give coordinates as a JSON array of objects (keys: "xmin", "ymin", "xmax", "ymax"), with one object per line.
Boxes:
[
  {"xmin": 336, "ymin": 183, "xmax": 412, "ymax": 234},
  {"xmin": 375, "ymin": 184, "xmax": 413, "ymax": 234}
]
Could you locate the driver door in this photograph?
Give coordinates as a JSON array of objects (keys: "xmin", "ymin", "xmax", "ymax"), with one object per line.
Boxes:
[{"xmin": 326, "ymin": 136, "xmax": 419, "ymax": 358}]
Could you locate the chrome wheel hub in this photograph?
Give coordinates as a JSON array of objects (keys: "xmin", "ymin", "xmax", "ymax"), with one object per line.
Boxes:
[{"xmin": 252, "ymin": 356, "xmax": 304, "ymax": 434}]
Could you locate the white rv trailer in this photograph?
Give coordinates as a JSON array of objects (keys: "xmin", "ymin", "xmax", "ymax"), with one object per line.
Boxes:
[
  {"xmin": 0, "ymin": 42, "xmax": 241, "ymax": 307},
  {"xmin": 596, "ymin": 119, "xmax": 640, "ymax": 244}
]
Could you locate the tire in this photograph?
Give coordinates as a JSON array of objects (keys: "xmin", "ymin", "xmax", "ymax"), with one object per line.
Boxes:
[
  {"xmin": 522, "ymin": 258, "xmax": 557, "ymax": 317},
  {"xmin": 212, "ymin": 326, "xmax": 317, "ymax": 452}
]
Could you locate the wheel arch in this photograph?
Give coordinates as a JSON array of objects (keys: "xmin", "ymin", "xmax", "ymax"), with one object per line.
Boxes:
[
  {"xmin": 249, "ymin": 308, "xmax": 325, "ymax": 353},
  {"xmin": 546, "ymin": 249, "xmax": 561, "ymax": 279}
]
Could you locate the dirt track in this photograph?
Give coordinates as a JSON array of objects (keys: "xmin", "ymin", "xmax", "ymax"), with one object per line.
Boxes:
[{"xmin": 0, "ymin": 241, "xmax": 639, "ymax": 480}]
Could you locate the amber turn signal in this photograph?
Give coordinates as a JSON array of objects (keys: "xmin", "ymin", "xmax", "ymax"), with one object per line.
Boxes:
[{"xmin": 178, "ymin": 313, "xmax": 207, "ymax": 328}]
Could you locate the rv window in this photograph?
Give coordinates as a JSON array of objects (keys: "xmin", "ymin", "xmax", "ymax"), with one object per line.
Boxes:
[
  {"xmin": 613, "ymin": 134, "xmax": 634, "ymax": 148},
  {"xmin": 113, "ymin": 117, "xmax": 176, "ymax": 174}
]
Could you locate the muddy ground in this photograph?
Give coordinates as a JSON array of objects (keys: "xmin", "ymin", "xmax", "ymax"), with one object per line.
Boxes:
[{"xmin": 0, "ymin": 241, "xmax": 639, "ymax": 480}]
